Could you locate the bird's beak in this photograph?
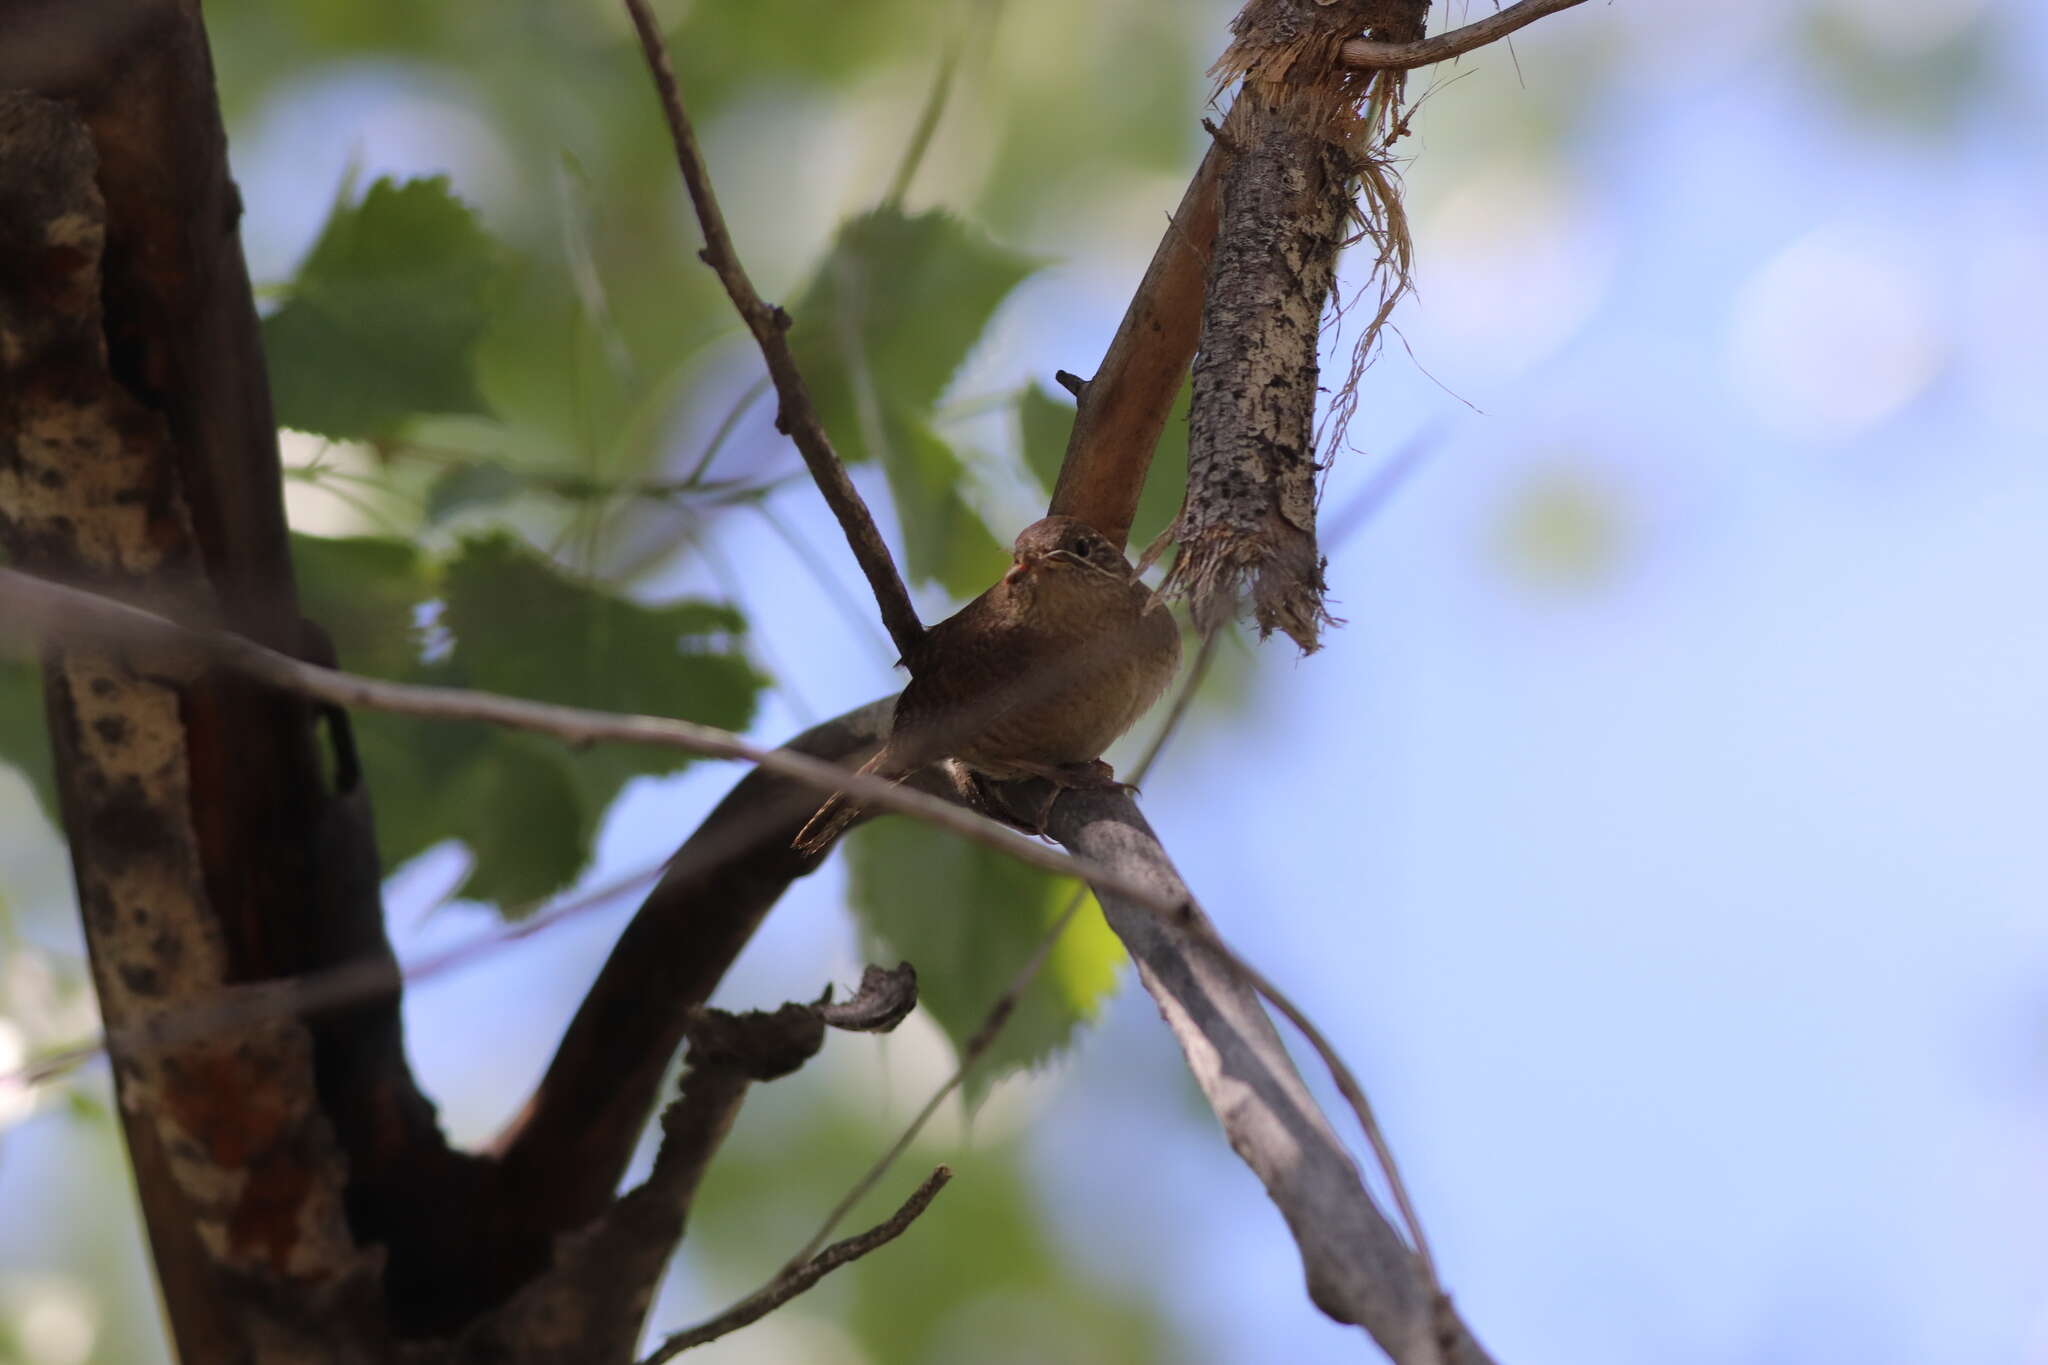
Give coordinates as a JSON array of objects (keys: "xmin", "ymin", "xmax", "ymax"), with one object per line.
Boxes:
[{"xmin": 1003, "ymin": 553, "xmax": 1038, "ymax": 586}]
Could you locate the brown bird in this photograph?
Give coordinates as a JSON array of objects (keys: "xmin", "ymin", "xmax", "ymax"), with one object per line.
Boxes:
[{"xmin": 794, "ymin": 515, "xmax": 1182, "ymax": 852}]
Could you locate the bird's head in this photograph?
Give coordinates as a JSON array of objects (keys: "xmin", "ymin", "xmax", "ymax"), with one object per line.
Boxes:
[{"xmin": 1002, "ymin": 515, "xmax": 1132, "ymax": 588}]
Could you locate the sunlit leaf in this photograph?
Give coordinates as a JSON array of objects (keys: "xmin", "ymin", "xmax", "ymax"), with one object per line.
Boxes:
[
  {"xmin": 1493, "ymin": 463, "xmax": 1628, "ymax": 592},
  {"xmin": 879, "ymin": 415, "xmax": 1010, "ymax": 599},
  {"xmin": 846, "ymin": 817, "xmax": 1124, "ymax": 1105},
  {"xmin": 790, "ymin": 208, "xmax": 1039, "ymax": 467},
  {"xmin": 424, "ymin": 461, "xmax": 523, "ymax": 524},
  {"xmin": 438, "ymin": 532, "xmax": 767, "ymax": 888},
  {"xmin": 291, "ymin": 533, "xmax": 434, "ymax": 679},
  {"xmin": 264, "ymin": 176, "xmax": 505, "ymax": 439},
  {"xmin": 0, "ymin": 660, "xmax": 57, "ymax": 829}
]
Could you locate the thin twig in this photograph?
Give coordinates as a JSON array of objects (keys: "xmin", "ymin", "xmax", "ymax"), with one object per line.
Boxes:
[
  {"xmin": 883, "ymin": 25, "xmax": 966, "ymax": 207},
  {"xmin": 621, "ymin": 0, "xmax": 926, "ymax": 661},
  {"xmin": 6, "ymin": 863, "xmax": 667, "ymax": 1092},
  {"xmin": 680, "ymin": 373, "xmax": 772, "ymax": 486},
  {"xmin": 639, "ymin": 1166, "xmax": 952, "ymax": 1363},
  {"xmin": 777, "ymin": 625, "xmax": 1224, "ymax": 1270},
  {"xmin": 1340, "ymin": 0, "xmax": 1591, "ymax": 70},
  {"xmin": 0, "ymin": 568, "xmax": 1186, "ymax": 920}
]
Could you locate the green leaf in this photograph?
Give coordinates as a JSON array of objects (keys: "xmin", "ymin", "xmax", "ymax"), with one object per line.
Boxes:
[
  {"xmin": 436, "ymin": 533, "xmax": 768, "ymax": 896},
  {"xmin": 292, "ymin": 530, "xmax": 765, "ymax": 908},
  {"xmin": 879, "ymin": 415, "xmax": 1010, "ymax": 600},
  {"xmin": 1017, "ymin": 378, "xmax": 1189, "ymax": 548},
  {"xmin": 264, "ymin": 176, "xmax": 505, "ymax": 439},
  {"xmin": 441, "ymin": 532, "xmax": 761, "ymax": 738},
  {"xmin": 437, "ymin": 731, "xmax": 593, "ymax": 910},
  {"xmin": 291, "ymin": 533, "xmax": 434, "ymax": 679},
  {"xmin": 0, "ymin": 659, "xmax": 58, "ymax": 829},
  {"xmin": 846, "ymin": 817, "xmax": 1125, "ymax": 1104},
  {"xmin": 1018, "ymin": 380, "xmax": 1073, "ymax": 494},
  {"xmin": 423, "ymin": 461, "xmax": 523, "ymax": 524},
  {"xmin": 790, "ymin": 208, "xmax": 1040, "ymax": 466}
]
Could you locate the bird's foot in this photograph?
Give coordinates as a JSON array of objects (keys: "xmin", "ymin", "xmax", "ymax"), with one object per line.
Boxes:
[
  {"xmin": 994, "ymin": 760, "xmax": 1137, "ymax": 834},
  {"xmin": 1018, "ymin": 758, "xmax": 1137, "ymax": 796},
  {"xmin": 1066, "ymin": 758, "xmax": 1138, "ymax": 796}
]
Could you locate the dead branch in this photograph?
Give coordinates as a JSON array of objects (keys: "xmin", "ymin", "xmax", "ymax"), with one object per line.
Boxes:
[
  {"xmin": 640, "ymin": 1167, "xmax": 952, "ymax": 1363},
  {"xmin": 1343, "ymin": 0, "xmax": 1594, "ymax": 69},
  {"xmin": 452, "ymin": 974, "xmax": 917, "ymax": 1364},
  {"xmin": 621, "ymin": 0, "xmax": 926, "ymax": 661},
  {"xmin": 1044, "ymin": 787, "xmax": 1496, "ymax": 1365}
]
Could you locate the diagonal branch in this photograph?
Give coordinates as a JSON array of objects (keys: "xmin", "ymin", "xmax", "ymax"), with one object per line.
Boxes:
[
  {"xmin": 486, "ymin": 698, "xmax": 893, "ymax": 1231},
  {"xmin": 640, "ymin": 1166, "xmax": 953, "ymax": 1363},
  {"xmin": 622, "ymin": 0, "xmax": 925, "ymax": 661},
  {"xmin": 1341, "ymin": 0, "xmax": 1594, "ymax": 70},
  {"xmin": 0, "ymin": 568, "xmax": 1184, "ymax": 916},
  {"xmin": 1048, "ymin": 131, "xmax": 1227, "ymax": 551},
  {"xmin": 458, "ymin": 975, "xmax": 920, "ymax": 1363},
  {"xmin": 1044, "ymin": 788, "xmax": 1496, "ymax": 1365}
]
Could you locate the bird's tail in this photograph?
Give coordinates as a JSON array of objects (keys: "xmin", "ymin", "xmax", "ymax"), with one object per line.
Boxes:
[{"xmin": 793, "ymin": 752, "xmax": 890, "ymax": 854}]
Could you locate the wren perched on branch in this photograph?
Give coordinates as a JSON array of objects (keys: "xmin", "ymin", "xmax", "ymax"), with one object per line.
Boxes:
[{"xmin": 794, "ymin": 515, "xmax": 1182, "ymax": 852}]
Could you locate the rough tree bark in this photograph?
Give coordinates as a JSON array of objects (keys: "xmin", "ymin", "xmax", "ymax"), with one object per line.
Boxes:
[{"xmin": 1169, "ymin": 0, "xmax": 1427, "ymax": 651}]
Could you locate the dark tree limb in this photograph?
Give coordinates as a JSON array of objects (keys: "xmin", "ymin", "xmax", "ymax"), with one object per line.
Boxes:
[
  {"xmin": 0, "ymin": 73, "xmax": 414, "ymax": 1361},
  {"xmin": 621, "ymin": 0, "xmax": 925, "ymax": 662},
  {"xmin": 454, "ymin": 982, "xmax": 913, "ymax": 1364},
  {"xmin": 483, "ymin": 700, "xmax": 893, "ymax": 1257}
]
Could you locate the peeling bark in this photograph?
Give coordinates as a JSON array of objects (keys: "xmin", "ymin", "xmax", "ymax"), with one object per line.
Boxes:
[{"xmin": 1170, "ymin": 0, "xmax": 1427, "ymax": 651}]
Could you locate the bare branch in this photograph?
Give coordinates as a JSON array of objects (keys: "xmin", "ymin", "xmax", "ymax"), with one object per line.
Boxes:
[
  {"xmin": 1341, "ymin": 0, "xmax": 1594, "ymax": 70},
  {"xmin": 639, "ymin": 1167, "xmax": 953, "ymax": 1363},
  {"xmin": 1045, "ymin": 790, "xmax": 1497, "ymax": 1365},
  {"xmin": 1048, "ymin": 139, "xmax": 1224, "ymax": 550},
  {"xmin": 0, "ymin": 568, "xmax": 1194, "ymax": 919},
  {"xmin": 620, "ymin": 0, "xmax": 926, "ymax": 661}
]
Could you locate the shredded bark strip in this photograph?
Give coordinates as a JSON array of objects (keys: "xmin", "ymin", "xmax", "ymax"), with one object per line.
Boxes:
[{"xmin": 1168, "ymin": 0, "xmax": 1425, "ymax": 651}]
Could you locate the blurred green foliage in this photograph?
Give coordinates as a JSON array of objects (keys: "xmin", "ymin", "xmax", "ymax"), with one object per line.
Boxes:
[
  {"xmin": 294, "ymin": 530, "xmax": 765, "ymax": 906},
  {"xmin": 687, "ymin": 1102, "xmax": 1172, "ymax": 1364},
  {"xmin": 846, "ymin": 821, "xmax": 1124, "ymax": 1107},
  {"xmin": 265, "ymin": 176, "xmax": 504, "ymax": 438},
  {"xmin": 789, "ymin": 207, "xmax": 1037, "ymax": 594},
  {"xmin": 0, "ymin": 662, "xmax": 57, "ymax": 830}
]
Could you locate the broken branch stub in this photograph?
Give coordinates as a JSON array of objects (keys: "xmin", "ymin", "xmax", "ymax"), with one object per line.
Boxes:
[{"xmin": 1170, "ymin": 0, "xmax": 1426, "ymax": 652}]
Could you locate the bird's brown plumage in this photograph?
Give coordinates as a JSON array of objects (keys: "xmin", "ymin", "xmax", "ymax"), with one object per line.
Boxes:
[{"xmin": 794, "ymin": 515, "xmax": 1181, "ymax": 852}]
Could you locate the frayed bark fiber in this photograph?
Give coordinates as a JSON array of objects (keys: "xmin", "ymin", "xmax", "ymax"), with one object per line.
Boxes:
[{"xmin": 1171, "ymin": 0, "xmax": 1426, "ymax": 652}]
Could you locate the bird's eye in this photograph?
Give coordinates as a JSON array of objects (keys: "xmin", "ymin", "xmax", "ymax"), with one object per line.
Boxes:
[{"xmin": 1074, "ymin": 535, "xmax": 1098, "ymax": 556}]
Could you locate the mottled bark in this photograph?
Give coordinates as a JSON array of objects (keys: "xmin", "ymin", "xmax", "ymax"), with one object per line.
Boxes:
[
  {"xmin": 0, "ymin": 87, "xmax": 384, "ymax": 1362},
  {"xmin": 1170, "ymin": 0, "xmax": 1427, "ymax": 651}
]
